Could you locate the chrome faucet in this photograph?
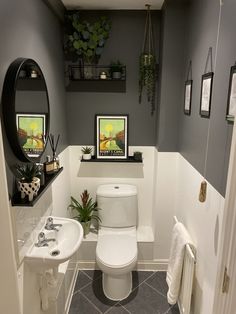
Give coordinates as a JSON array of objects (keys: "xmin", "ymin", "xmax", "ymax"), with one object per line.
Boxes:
[
  {"xmin": 45, "ymin": 217, "xmax": 62, "ymax": 231},
  {"xmin": 35, "ymin": 232, "xmax": 56, "ymax": 247}
]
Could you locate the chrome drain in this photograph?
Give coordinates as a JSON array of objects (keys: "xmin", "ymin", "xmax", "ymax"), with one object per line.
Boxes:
[{"xmin": 50, "ymin": 249, "xmax": 60, "ymax": 256}]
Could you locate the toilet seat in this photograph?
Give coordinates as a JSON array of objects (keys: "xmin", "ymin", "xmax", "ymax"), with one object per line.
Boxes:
[{"xmin": 96, "ymin": 227, "xmax": 137, "ymax": 268}]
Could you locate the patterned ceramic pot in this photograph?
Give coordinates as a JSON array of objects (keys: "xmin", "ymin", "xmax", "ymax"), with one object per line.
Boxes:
[{"xmin": 18, "ymin": 177, "xmax": 40, "ymax": 202}]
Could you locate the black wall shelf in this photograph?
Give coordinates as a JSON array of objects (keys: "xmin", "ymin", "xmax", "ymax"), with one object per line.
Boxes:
[
  {"xmin": 66, "ymin": 64, "xmax": 126, "ymax": 93},
  {"xmin": 81, "ymin": 156, "xmax": 142, "ymax": 163},
  {"xmin": 11, "ymin": 167, "xmax": 63, "ymax": 207}
]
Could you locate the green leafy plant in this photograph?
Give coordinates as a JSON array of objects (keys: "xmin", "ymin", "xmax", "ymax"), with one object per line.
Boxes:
[
  {"xmin": 15, "ymin": 163, "xmax": 40, "ymax": 183},
  {"xmin": 109, "ymin": 60, "xmax": 124, "ymax": 74},
  {"xmin": 139, "ymin": 53, "xmax": 157, "ymax": 115},
  {"xmin": 68, "ymin": 190, "xmax": 101, "ymax": 224},
  {"xmin": 81, "ymin": 146, "xmax": 93, "ymax": 154},
  {"xmin": 64, "ymin": 12, "xmax": 111, "ymax": 64}
]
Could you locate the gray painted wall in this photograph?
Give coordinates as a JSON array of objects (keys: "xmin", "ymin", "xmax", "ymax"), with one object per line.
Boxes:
[
  {"xmin": 0, "ymin": 0, "xmax": 68, "ymax": 195},
  {"xmin": 66, "ymin": 11, "xmax": 161, "ymax": 146},
  {"xmin": 159, "ymin": 0, "xmax": 234, "ymax": 196},
  {"xmin": 157, "ymin": 1, "xmax": 187, "ymax": 151}
]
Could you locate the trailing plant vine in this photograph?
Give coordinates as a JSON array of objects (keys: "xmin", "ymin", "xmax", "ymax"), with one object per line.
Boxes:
[{"xmin": 139, "ymin": 5, "xmax": 157, "ymax": 115}]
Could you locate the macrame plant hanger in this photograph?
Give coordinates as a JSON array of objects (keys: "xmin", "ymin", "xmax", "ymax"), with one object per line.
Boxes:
[{"xmin": 139, "ymin": 4, "xmax": 157, "ymax": 115}]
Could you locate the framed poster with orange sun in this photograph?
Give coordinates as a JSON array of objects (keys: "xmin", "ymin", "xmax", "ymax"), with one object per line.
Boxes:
[
  {"xmin": 16, "ymin": 113, "xmax": 46, "ymax": 157},
  {"xmin": 95, "ymin": 114, "xmax": 128, "ymax": 159}
]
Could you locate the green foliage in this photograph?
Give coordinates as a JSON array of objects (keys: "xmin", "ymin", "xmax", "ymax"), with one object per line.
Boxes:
[
  {"xmin": 68, "ymin": 190, "xmax": 101, "ymax": 224},
  {"xmin": 15, "ymin": 163, "xmax": 40, "ymax": 183},
  {"xmin": 64, "ymin": 12, "xmax": 111, "ymax": 64},
  {"xmin": 139, "ymin": 53, "xmax": 157, "ymax": 115},
  {"xmin": 109, "ymin": 60, "xmax": 124, "ymax": 73},
  {"xmin": 81, "ymin": 146, "xmax": 93, "ymax": 154}
]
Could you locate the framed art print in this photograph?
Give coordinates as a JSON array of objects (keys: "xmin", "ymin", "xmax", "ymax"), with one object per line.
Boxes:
[
  {"xmin": 184, "ymin": 80, "xmax": 193, "ymax": 115},
  {"xmin": 16, "ymin": 113, "xmax": 46, "ymax": 157},
  {"xmin": 200, "ymin": 72, "xmax": 214, "ymax": 118},
  {"xmin": 95, "ymin": 115, "xmax": 128, "ymax": 159},
  {"xmin": 226, "ymin": 65, "xmax": 236, "ymax": 121}
]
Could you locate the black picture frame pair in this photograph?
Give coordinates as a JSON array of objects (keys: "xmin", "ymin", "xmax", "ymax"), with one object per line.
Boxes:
[{"xmin": 184, "ymin": 72, "xmax": 214, "ymax": 118}]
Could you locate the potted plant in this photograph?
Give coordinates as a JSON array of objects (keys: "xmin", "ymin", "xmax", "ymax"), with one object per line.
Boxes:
[
  {"xmin": 109, "ymin": 60, "xmax": 124, "ymax": 79},
  {"xmin": 68, "ymin": 190, "xmax": 101, "ymax": 237},
  {"xmin": 81, "ymin": 146, "xmax": 93, "ymax": 160},
  {"xmin": 64, "ymin": 12, "xmax": 111, "ymax": 79},
  {"xmin": 15, "ymin": 163, "xmax": 41, "ymax": 201},
  {"xmin": 139, "ymin": 53, "xmax": 157, "ymax": 115}
]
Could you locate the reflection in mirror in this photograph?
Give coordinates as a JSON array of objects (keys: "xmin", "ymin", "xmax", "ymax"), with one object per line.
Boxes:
[{"xmin": 2, "ymin": 58, "xmax": 50, "ymax": 162}]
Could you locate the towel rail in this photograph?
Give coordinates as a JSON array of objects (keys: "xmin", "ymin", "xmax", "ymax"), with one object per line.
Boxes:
[{"xmin": 173, "ymin": 215, "xmax": 196, "ymax": 262}]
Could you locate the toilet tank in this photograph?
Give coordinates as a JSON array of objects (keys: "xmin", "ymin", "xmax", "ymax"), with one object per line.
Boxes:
[{"xmin": 96, "ymin": 184, "xmax": 138, "ymax": 228}]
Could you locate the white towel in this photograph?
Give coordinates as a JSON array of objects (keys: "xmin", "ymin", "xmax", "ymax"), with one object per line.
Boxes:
[{"xmin": 166, "ymin": 222, "xmax": 194, "ymax": 305}]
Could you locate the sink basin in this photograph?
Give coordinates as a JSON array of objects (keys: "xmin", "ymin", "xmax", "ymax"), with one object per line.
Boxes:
[{"xmin": 25, "ymin": 216, "xmax": 83, "ymax": 271}]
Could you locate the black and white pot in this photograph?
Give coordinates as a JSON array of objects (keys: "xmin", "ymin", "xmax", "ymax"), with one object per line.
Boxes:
[{"xmin": 18, "ymin": 177, "xmax": 40, "ymax": 202}]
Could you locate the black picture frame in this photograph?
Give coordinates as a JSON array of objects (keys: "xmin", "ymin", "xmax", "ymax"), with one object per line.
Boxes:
[
  {"xmin": 184, "ymin": 80, "xmax": 193, "ymax": 115},
  {"xmin": 95, "ymin": 114, "xmax": 128, "ymax": 160},
  {"xmin": 16, "ymin": 113, "xmax": 46, "ymax": 157},
  {"xmin": 226, "ymin": 65, "xmax": 236, "ymax": 121},
  {"xmin": 200, "ymin": 72, "xmax": 214, "ymax": 118}
]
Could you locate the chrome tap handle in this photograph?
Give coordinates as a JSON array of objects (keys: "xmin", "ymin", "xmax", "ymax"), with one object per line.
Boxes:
[{"xmin": 38, "ymin": 232, "xmax": 45, "ymax": 243}]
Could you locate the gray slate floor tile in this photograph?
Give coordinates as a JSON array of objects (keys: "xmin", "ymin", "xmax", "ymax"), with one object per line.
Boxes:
[
  {"xmin": 121, "ymin": 282, "xmax": 172, "ymax": 314},
  {"xmin": 146, "ymin": 271, "xmax": 169, "ymax": 297},
  {"xmin": 73, "ymin": 271, "xmax": 92, "ymax": 293},
  {"xmin": 80, "ymin": 276, "xmax": 118, "ymax": 313},
  {"xmin": 105, "ymin": 304, "xmax": 131, "ymax": 314},
  {"xmin": 69, "ymin": 291, "xmax": 101, "ymax": 314},
  {"xmin": 83, "ymin": 269, "xmax": 102, "ymax": 280},
  {"xmin": 69, "ymin": 270, "xmax": 180, "ymax": 314},
  {"xmin": 132, "ymin": 270, "xmax": 154, "ymax": 290}
]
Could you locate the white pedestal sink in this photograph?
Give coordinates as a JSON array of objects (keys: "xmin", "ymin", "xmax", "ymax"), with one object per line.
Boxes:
[
  {"xmin": 25, "ymin": 216, "xmax": 83, "ymax": 271},
  {"xmin": 25, "ymin": 216, "xmax": 83, "ymax": 312}
]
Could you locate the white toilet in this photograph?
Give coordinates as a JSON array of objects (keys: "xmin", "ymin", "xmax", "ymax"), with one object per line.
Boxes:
[{"xmin": 96, "ymin": 184, "xmax": 138, "ymax": 301}]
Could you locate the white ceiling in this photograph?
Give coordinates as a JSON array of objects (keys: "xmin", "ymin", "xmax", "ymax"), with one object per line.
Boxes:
[{"xmin": 61, "ymin": 0, "xmax": 164, "ymax": 10}]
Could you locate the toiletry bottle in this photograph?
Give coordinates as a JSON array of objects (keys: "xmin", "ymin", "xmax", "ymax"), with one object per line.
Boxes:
[{"xmin": 44, "ymin": 155, "xmax": 57, "ymax": 174}]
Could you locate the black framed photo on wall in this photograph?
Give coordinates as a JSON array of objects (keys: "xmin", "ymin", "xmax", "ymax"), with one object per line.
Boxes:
[
  {"xmin": 184, "ymin": 80, "xmax": 193, "ymax": 115},
  {"xmin": 95, "ymin": 114, "xmax": 128, "ymax": 159},
  {"xmin": 226, "ymin": 65, "xmax": 236, "ymax": 121},
  {"xmin": 200, "ymin": 72, "xmax": 214, "ymax": 118}
]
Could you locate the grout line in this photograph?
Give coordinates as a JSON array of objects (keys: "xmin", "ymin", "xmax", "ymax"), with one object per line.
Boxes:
[
  {"xmin": 120, "ymin": 304, "xmax": 132, "ymax": 314},
  {"xmin": 80, "ymin": 288, "xmax": 104, "ymax": 314},
  {"xmin": 145, "ymin": 281, "xmax": 167, "ymax": 298},
  {"xmin": 131, "ymin": 270, "xmax": 156, "ymax": 291}
]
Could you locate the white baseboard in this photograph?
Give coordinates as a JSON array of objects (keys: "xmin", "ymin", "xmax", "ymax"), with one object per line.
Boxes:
[{"xmin": 77, "ymin": 259, "xmax": 168, "ymax": 271}]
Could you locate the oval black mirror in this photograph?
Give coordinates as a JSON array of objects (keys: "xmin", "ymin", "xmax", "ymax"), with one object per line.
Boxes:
[{"xmin": 2, "ymin": 58, "xmax": 50, "ymax": 162}]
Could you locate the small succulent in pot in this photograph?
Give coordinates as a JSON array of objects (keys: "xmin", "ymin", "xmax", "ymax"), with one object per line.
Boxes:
[
  {"xmin": 109, "ymin": 60, "xmax": 124, "ymax": 79},
  {"xmin": 15, "ymin": 163, "xmax": 41, "ymax": 201},
  {"xmin": 68, "ymin": 190, "xmax": 101, "ymax": 237},
  {"xmin": 81, "ymin": 146, "xmax": 93, "ymax": 160}
]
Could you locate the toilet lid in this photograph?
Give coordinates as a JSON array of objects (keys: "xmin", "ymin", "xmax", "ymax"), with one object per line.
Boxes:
[{"xmin": 96, "ymin": 234, "xmax": 137, "ymax": 268}]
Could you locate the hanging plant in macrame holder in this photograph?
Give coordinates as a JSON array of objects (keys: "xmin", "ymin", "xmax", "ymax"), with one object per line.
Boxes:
[{"xmin": 139, "ymin": 5, "xmax": 157, "ymax": 115}]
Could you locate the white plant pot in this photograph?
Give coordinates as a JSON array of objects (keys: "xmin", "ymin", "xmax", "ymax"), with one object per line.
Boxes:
[
  {"xmin": 18, "ymin": 177, "xmax": 40, "ymax": 202},
  {"xmin": 83, "ymin": 153, "xmax": 91, "ymax": 160}
]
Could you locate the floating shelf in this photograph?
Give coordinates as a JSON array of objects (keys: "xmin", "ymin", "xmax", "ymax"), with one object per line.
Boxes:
[
  {"xmin": 11, "ymin": 167, "xmax": 63, "ymax": 207},
  {"xmin": 66, "ymin": 64, "xmax": 126, "ymax": 93},
  {"xmin": 81, "ymin": 156, "xmax": 142, "ymax": 163}
]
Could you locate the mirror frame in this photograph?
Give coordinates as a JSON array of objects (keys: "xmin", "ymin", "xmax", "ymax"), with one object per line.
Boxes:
[{"xmin": 2, "ymin": 58, "xmax": 50, "ymax": 162}]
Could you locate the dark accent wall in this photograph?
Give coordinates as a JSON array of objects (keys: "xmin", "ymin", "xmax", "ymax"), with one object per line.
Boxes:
[
  {"xmin": 0, "ymin": 0, "xmax": 68, "ymax": 196},
  {"xmin": 157, "ymin": 1, "xmax": 187, "ymax": 151},
  {"xmin": 66, "ymin": 11, "xmax": 161, "ymax": 146},
  {"xmin": 158, "ymin": 0, "xmax": 234, "ymax": 196}
]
